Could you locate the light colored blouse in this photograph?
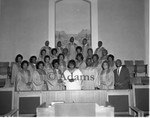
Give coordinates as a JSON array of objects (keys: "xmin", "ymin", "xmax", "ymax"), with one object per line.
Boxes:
[
  {"xmin": 11, "ymin": 63, "xmax": 22, "ymax": 85},
  {"xmin": 45, "ymin": 68, "xmax": 62, "ymax": 90},
  {"xmin": 82, "ymin": 43, "xmax": 90, "ymax": 60},
  {"xmin": 16, "ymin": 70, "xmax": 31, "ymax": 91},
  {"xmin": 82, "ymin": 67, "xmax": 99, "ymax": 90},
  {"xmin": 76, "ymin": 61, "xmax": 86, "ymax": 72},
  {"xmin": 67, "ymin": 43, "xmax": 77, "ymax": 60},
  {"xmin": 63, "ymin": 69, "xmax": 83, "ymax": 90},
  {"xmin": 32, "ymin": 71, "xmax": 47, "ymax": 91},
  {"xmin": 100, "ymin": 70, "xmax": 114, "ymax": 90}
]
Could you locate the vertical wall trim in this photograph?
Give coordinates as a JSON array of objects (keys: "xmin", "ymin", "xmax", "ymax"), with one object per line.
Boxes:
[
  {"xmin": 144, "ymin": 0, "xmax": 149, "ymax": 75},
  {"xmin": 48, "ymin": 0, "xmax": 55, "ymax": 48}
]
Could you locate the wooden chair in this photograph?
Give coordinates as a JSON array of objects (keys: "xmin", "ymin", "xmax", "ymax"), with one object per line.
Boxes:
[
  {"xmin": 107, "ymin": 90, "xmax": 132, "ymax": 117},
  {"xmin": 0, "ymin": 62, "xmax": 10, "ymax": 87},
  {"xmin": 135, "ymin": 60, "xmax": 144, "ymax": 65},
  {"xmin": 0, "ymin": 87, "xmax": 17, "ymax": 116},
  {"xmin": 124, "ymin": 60, "xmax": 135, "ymax": 78},
  {"xmin": 106, "ymin": 90, "xmax": 144, "ymax": 117},
  {"xmin": 134, "ymin": 60, "xmax": 148, "ymax": 77},
  {"xmin": 124, "ymin": 60, "xmax": 134, "ymax": 66},
  {"xmin": 130, "ymin": 85, "xmax": 149, "ymax": 117},
  {"xmin": 16, "ymin": 91, "xmax": 42, "ymax": 117}
]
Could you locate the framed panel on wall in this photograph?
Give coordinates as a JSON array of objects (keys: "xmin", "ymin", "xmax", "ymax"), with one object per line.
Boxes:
[{"xmin": 55, "ymin": 0, "xmax": 91, "ymax": 48}]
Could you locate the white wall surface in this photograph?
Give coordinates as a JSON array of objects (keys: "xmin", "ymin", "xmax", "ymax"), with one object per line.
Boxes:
[{"xmin": 0, "ymin": 0, "xmax": 148, "ymax": 68}]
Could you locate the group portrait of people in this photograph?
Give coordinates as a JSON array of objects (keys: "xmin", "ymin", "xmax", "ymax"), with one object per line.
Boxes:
[{"xmin": 10, "ymin": 37, "xmax": 130, "ymax": 91}]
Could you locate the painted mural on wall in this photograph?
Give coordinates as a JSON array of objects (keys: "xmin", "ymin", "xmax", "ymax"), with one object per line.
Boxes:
[{"xmin": 55, "ymin": 0, "xmax": 91, "ymax": 48}]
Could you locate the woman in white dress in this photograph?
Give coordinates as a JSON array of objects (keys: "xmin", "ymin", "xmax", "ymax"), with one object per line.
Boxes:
[
  {"xmin": 100, "ymin": 60, "xmax": 114, "ymax": 90},
  {"xmin": 16, "ymin": 60, "xmax": 32, "ymax": 91},
  {"xmin": 62, "ymin": 60, "xmax": 83, "ymax": 90}
]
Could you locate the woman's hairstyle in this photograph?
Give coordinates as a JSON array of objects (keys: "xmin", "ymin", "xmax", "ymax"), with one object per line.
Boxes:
[
  {"xmin": 58, "ymin": 53, "xmax": 65, "ymax": 60},
  {"xmin": 57, "ymin": 41, "xmax": 61, "ymax": 45},
  {"xmin": 102, "ymin": 49, "xmax": 108, "ymax": 55},
  {"xmin": 36, "ymin": 61, "xmax": 45, "ymax": 69},
  {"xmin": 67, "ymin": 60, "xmax": 76, "ymax": 68},
  {"xmin": 21, "ymin": 60, "xmax": 29, "ymax": 69},
  {"xmin": 44, "ymin": 55, "xmax": 50, "ymax": 62},
  {"xmin": 83, "ymin": 38, "xmax": 87, "ymax": 41},
  {"xmin": 85, "ymin": 58, "xmax": 92, "ymax": 65},
  {"xmin": 51, "ymin": 48, "xmax": 57, "ymax": 55},
  {"xmin": 92, "ymin": 54, "xmax": 99, "ymax": 60},
  {"xmin": 76, "ymin": 46, "xmax": 82, "ymax": 52},
  {"xmin": 101, "ymin": 60, "xmax": 110, "ymax": 70},
  {"xmin": 62, "ymin": 48, "xmax": 68, "ymax": 54},
  {"xmin": 40, "ymin": 49, "xmax": 46, "ymax": 56},
  {"xmin": 52, "ymin": 59, "xmax": 59, "ymax": 68},
  {"xmin": 87, "ymin": 48, "xmax": 93, "ymax": 53},
  {"xmin": 70, "ymin": 37, "xmax": 74, "ymax": 41},
  {"xmin": 76, "ymin": 53, "xmax": 84, "ymax": 61},
  {"xmin": 107, "ymin": 54, "xmax": 114, "ymax": 61},
  {"xmin": 15, "ymin": 54, "xmax": 23, "ymax": 63},
  {"xmin": 29, "ymin": 56, "xmax": 37, "ymax": 63}
]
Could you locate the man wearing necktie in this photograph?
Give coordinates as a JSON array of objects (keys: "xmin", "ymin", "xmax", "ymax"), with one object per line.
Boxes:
[{"xmin": 114, "ymin": 59, "xmax": 130, "ymax": 89}]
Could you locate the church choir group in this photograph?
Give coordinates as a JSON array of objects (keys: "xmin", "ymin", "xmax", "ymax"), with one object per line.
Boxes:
[{"xmin": 11, "ymin": 37, "xmax": 130, "ymax": 91}]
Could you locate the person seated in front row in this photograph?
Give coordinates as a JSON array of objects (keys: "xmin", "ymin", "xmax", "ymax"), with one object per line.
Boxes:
[
  {"xmin": 100, "ymin": 60, "xmax": 114, "ymax": 90},
  {"xmin": 40, "ymin": 40, "xmax": 51, "ymax": 56},
  {"xmin": 11, "ymin": 54, "xmax": 23, "ymax": 86},
  {"xmin": 107, "ymin": 54, "xmax": 116, "ymax": 71},
  {"xmin": 114, "ymin": 59, "xmax": 130, "ymax": 89},
  {"xmin": 82, "ymin": 58, "xmax": 100, "ymax": 90},
  {"xmin": 62, "ymin": 60, "xmax": 83, "ymax": 90},
  {"xmin": 86, "ymin": 48, "xmax": 93, "ymax": 60},
  {"xmin": 56, "ymin": 41, "xmax": 63, "ymax": 55},
  {"xmin": 50, "ymin": 48, "xmax": 58, "ymax": 62},
  {"xmin": 38, "ymin": 49, "xmax": 46, "ymax": 62},
  {"xmin": 32, "ymin": 61, "xmax": 48, "ymax": 91},
  {"xmin": 16, "ymin": 60, "xmax": 32, "ymax": 91},
  {"xmin": 82, "ymin": 38, "xmax": 90, "ymax": 60},
  {"xmin": 75, "ymin": 53, "xmax": 86, "ymax": 72},
  {"xmin": 28, "ymin": 56, "xmax": 37, "ymax": 77},
  {"xmin": 50, "ymin": 59, "xmax": 64, "ymax": 90}
]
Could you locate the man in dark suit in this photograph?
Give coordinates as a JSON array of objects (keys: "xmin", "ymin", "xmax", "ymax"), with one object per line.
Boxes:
[{"xmin": 114, "ymin": 59, "xmax": 130, "ymax": 89}]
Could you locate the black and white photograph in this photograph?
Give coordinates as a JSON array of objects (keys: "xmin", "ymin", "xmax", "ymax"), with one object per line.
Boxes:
[{"xmin": 0, "ymin": 0, "xmax": 149, "ymax": 117}]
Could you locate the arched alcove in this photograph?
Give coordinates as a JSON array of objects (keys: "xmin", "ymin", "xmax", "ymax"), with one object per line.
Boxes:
[{"xmin": 49, "ymin": 0, "xmax": 98, "ymax": 51}]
